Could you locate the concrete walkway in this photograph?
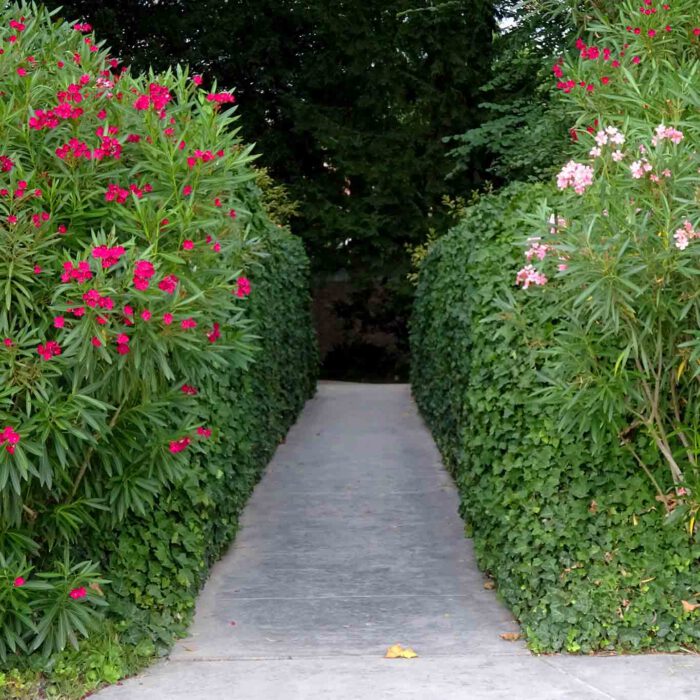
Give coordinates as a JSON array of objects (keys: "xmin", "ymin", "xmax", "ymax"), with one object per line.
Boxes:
[{"xmin": 98, "ymin": 383, "xmax": 699, "ymax": 699}]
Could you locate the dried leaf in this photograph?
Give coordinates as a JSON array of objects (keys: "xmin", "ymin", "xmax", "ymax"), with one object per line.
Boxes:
[
  {"xmin": 681, "ymin": 600, "xmax": 699, "ymax": 613},
  {"xmin": 500, "ymin": 632, "xmax": 521, "ymax": 641},
  {"xmin": 483, "ymin": 580, "xmax": 496, "ymax": 590},
  {"xmin": 385, "ymin": 643, "xmax": 418, "ymax": 659},
  {"xmin": 588, "ymin": 500, "xmax": 598, "ymax": 514}
]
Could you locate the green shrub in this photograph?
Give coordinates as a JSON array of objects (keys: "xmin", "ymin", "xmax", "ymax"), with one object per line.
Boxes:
[
  {"xmin": 411, "ymin": 183, "xmax": 700, "ymax": 652},
  {"xmin": 0, "ymin": 0, "xmax": 317, "ymax": 674},
  {"xmin": 100, "ymin": 226, "xmax": 317, "ymax": 653}
]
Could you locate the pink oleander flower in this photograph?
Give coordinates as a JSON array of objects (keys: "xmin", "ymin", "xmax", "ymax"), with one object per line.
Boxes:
[
  {"xmin": 37, "ymin": 340, "xmax": 61, "ymax": 360},
  {"xmin": 524, "ymin": 238, "xmax": 549, "ymax": 262},
  {"xmin": 182, "ymin": 239, "xmax": 194, "ymax": 251},
  {"xmin": 207, "ymin": 322, "xmax": 221, "ymax": 343},
  {"xmin": 3, "ymin": 338, "xmax": 13, "ymax": 347},
  {"xmin": 651, "ymin": 124, "xmax": 684, "ymax": 146},
  {"xmin": 181, "ymin": 384, "xmax": 198, "ymax": 395},
  {"xmin": 197, "ymin": 426, "xmax": 212, "ymax": 438},
  {"xmin": 180, "ymin": 317, "xmax": 197, "ymax": 330},
  {"xmin": 13, "ymin": 576, "xmax": 25, "ymax": 587},
  {"xmin": 169, "ymin": 437, "xmax": 191, "ymax": 453},
  {"xmin": 69, "ymin": 587, "xmax": 87, "ymax": 600},
  {"xmin": 141, "ymin": 309, "xmax": 152, "ymax": 321},
  {"xmin": 630, "ymin": 159, "xmax": 653, "ymax": 179},
  {"xmin": 158, "ymin": 274, "xmax": 179, "ymax": 295},
  {"xmin": 192, "ymin": 74, "xmax": 203, "ymax": 85},
  {"xmin": 1, "ymin": 426, "xmax": 21, "ymax": 454},
  {"xmin": 557, "ymin": 160, "xmax": 594, "ymax": 195},
  {"xmin": 673, "ymin": 220, "xmax": 698, "ymax": 250},
  {"xmin": 92, "ymin": 245, "xmax": 126, "ymax": 269},
  {"xmin": 612, "ymin": 150, "xmax": 625, "ymax": 162},
  {"xmin": 235, "ymin": 277, "xmax": 251, "ymax": 298},
  {"xmin": 163, "ymin": 313, "xmax": 173, "ymax": 325},
  {"xmin": 206, "ymin": 91, "xmax": 235, "ymax": 105},
  {"xmin": 91, "ymin": 336, "xmax": 102, "ymax": 347},
  {"xmin": 53, "ymin": 316, "xmax": 65, "ymax": 329},
  {"xmin": 133, "ymin": 260, "xmax": 156, "ymax": 290},
  {"xmin": 516, "ymin": 265, "xmax": 548, "ymax": 289}
]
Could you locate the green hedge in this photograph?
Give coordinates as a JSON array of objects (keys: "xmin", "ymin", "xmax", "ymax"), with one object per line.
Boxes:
[
  {"xmin": 411, "ymin": 183, "xmax": 700, "ymax": 653},
  {"xmin": 98, "ymin": 225, "xmax": 318, "ymax": 653}
]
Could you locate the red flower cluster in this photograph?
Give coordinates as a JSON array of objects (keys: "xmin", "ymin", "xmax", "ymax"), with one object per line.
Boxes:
[
  {"xmin": 105, "ymin": 182, "xmax": 152, "ymax": 203},
  {"xmin": 0, "ymin": 425, "xmax": 20, "ymax": 454},
  {"xmin": 187, "ymin": 148, "xmax": 225, "ymax": 169},
  {"xmin": 158, "ymin": 274, "xmax": 179, "ymax": 295},
  {"xmin": 169, "ymin": 436, "xmax": 191, "ymax": 453},
  {"xmin": 37, "ymin": 340, "xmax": 61, "ymax": 360},
  {"xmin": 207, "ymin": 322, "xmax": 221, "ymax": 343},
  {"xmin": 61, "ymin": 260, "xmax": 93, "ymax": 284},
  {"xmin": 133, "ymin": 260, "xmax": 155, "ymax": 290},
  {"xmin": 133, "ymin": 82, "xmax": 173, "ymax": 113},
  {"xmin": 83, "ymin": 289, "xmax": 114, "ymax": 310},
  {"xmin": 92, "ymin": 245, "xmax": 126, "ymax": 269},
  {"xmin": 206, "ymin": 92, "xmax": 235, "ymax": 105},
  {"xmin": 235, "ymin": 276, "xmax": 251, "ymax": 298}
]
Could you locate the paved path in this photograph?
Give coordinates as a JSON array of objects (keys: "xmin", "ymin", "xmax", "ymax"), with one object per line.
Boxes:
[{"xmin": 98, "ymin": 382, "xmax": 699, "ymax": 699}]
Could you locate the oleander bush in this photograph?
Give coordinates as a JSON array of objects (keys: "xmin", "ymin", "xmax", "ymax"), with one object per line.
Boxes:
[
  {"xmin": 0, "ymin": 0, "xmax": 317, "ymax": 680},
  {"xmin": 412, "ymin": 0, "xmax": 700, "ymax": 651}
]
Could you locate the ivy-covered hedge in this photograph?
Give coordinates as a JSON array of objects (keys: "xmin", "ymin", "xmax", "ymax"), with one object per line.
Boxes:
[
  {"xmin": 100, "ymin": 226, "xmax": 318, "ymax": 653},
  {"xmin": 411, "ymin": 183, "xmax": 700, "ymax": 653},
  {"xmin": 2, "ymin": 224, "xmax": 317, "ymax": 698}
]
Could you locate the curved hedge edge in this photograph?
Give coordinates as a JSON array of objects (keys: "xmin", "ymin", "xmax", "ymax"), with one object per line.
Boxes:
[
  {"xmin": 410, "ymin": 183, "xmax": 700, "ymax": 654},
  {"xmin": 99, "ymin": 225, "xmax": 318, "ymax": 653}
]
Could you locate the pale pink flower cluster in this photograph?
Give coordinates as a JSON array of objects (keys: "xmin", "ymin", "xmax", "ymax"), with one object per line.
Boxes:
[
  {"xmin": 557, "ymin": 160, "xmax": 594, "ymax": 194},
  {"xmin": 525, "ymin": 237, "xmax": 549, "ymax": 261},
  {"xmin": 591, "ymin": 126, "xmax": 626, "ymax": 159},
  {"xmin": 595, "ymin": 126, "xmax": 626, "ymax": 147},
  {"xmin": 630, "ymin": 158, "xmax": 652, "ymax": 179},
  {"xmin": 673, "ymin": 220, "xmax": 698, "ymax": 250},
  {"xmin": 651, "ymin": 124, "xmax": 684, "ymax": 146},
  {"xmin": 516, "ymin": 265, "xmax": 548, "ymax": 289}
]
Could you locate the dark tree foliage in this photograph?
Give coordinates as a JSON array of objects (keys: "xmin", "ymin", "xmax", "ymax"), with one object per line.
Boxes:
[
  {"xmin": 447, "ymin": 1, "xmax": 577, "ymax": 185},
  {"xmin": 46, "ymin": 0, "xmax": 496, "ymax": 278},
  {"xmin": 45, "ymin": 0, "xmax": 496, "ymax": 379}
]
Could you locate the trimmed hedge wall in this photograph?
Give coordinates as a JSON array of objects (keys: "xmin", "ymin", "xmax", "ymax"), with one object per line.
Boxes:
[
  {"xmin": 411, "ymin": 183, "xmax": 700, "ymax": 653},
  {"xmin": 94, "ymin": 225, "xmax": 318, "ymax": 653}
]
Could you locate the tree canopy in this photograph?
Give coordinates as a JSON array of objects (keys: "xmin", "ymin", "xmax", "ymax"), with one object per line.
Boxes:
[{"xmin": 45, "ymin": 0, "xmax": 497, "ymax": 278}]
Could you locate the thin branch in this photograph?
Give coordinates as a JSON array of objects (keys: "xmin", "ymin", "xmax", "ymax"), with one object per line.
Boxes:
[
  {"xmin": 69, "ymin": 403, "xmax": 124, "ymax": 500},
  {"xmin": 625, "ymin": 444, "xmax": 670, "ymax": 512},
  {"xmin": 670, "ymin": 376, "xmax": 696, "ymax": 467}
]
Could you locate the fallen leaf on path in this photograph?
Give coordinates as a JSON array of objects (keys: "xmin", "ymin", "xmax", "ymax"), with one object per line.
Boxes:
[
  {"xmin": 681, "ymin": 600, "xmax": 699, "ymax": 613},
  {"xmin": 385, "ymin": 643, "xmax": 418, "ymax": 659},
  {"xmin": 499, "ymin": 632, "xmax": 521, "ymax": 641},
  {"xmin": 483, "ymin": 580, "xmax": 496, "ymax": 590}
]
